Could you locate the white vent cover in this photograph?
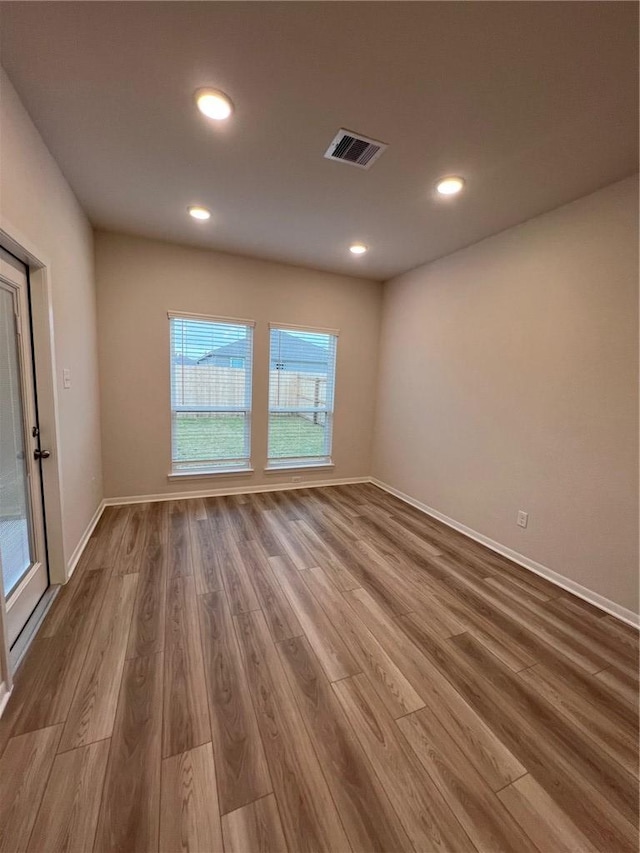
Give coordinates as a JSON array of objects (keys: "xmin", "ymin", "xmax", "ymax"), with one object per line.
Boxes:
[{"xmin": 324, "ymin": 128, "xmax": 387, "ymax": 170}]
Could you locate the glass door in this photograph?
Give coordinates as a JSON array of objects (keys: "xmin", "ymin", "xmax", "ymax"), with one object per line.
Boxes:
[{"xmin": 0, "ymin": 248, "xmax": 49, "ymax": 649}]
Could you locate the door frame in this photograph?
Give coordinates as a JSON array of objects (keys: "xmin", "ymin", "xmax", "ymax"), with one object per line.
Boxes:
[
  {"xmin": 0, "ymin": 220, "xmax": 66, "ymax": 693},
  {"xmin": 0, "ymin": 264, "xmax": 50, "ymax": 648}
]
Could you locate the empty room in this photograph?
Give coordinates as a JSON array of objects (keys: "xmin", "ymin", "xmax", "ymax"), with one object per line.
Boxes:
[{"xmin": 0, "ymin": 2, "xmax": 638, "ymax": 852}]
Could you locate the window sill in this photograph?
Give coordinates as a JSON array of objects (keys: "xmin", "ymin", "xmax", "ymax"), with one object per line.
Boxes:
[
  {"xmin": 168, "ymin": 467, "xmax": 254, "ymax": 480},
  {"xmin": 264, "ymin": 462, "xmax": 335, "ymax": 473}
]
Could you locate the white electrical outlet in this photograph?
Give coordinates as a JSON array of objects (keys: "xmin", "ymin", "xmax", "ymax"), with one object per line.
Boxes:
[
  {"xmin": 517, "ymin": 510, "xmax": 528, "ymax": 529},
  {"xmin": 62, "ymin": 368, "xmax": 71, "ymax": 389}
]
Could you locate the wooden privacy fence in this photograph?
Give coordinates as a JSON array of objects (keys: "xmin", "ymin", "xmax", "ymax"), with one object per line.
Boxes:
[{"xmin": 173, "ymin": 366, "xmax": 327, "ymax": 420}]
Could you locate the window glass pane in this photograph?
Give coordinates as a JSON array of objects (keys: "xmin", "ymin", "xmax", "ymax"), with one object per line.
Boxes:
[
  {"xmin": 268, "ymin": 327, "xmax": 337, "ymax": 466},
  {"xmin": 0, "ymin": 285, "xmax": 33, "ymax": 595},
  {"xmin": 170, "ymin": 317, "xmax": 253, "ymax": 471}
]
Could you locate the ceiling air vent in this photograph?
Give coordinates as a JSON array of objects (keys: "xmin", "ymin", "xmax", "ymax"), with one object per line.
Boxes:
[{"xmin": 324, "ymin": 128, "xmax": 387, "ymax": 170}]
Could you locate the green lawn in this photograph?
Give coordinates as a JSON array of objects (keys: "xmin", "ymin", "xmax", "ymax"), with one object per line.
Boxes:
[{"xmin": 174, "ymin": 413, "xmax": 325, "ymax": 461}]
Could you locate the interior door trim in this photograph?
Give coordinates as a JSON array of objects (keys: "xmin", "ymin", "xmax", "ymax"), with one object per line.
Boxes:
[
  {"xmin": 0, "ymin": 226, "xmax": 66, "ymax": 585},
  {"xmin": 0, "ymin": 254, "xmax": 50, "ymax": 648},
  {"xmin": 0, "ymin": 223, "xmax": 65, "ymax": 688}
]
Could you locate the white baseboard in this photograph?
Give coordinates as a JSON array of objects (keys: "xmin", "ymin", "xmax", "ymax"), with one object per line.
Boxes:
[
  {"xmin": 65, "ymin": 499, "xmax": 106, "ymax": 581},
  {"xmin": 0, "ymin": 680, "xmax": 11, "ymax": 717},
  {"xmin": 370, "ymin": 477, "xmax": 640, "ymax": 629},
  {"xmin": 103, "ymin": 476, "xmax": 370, "ymax": 507}
]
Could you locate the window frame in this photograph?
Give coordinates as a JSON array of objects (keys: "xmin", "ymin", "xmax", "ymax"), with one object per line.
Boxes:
[
  {"xmin": 266, "ymin": 322, "xmax": 339, "ymax": 471},
  {"xmin": 168, "ymin": 311, "xmax": 255, "ymax": 477}
]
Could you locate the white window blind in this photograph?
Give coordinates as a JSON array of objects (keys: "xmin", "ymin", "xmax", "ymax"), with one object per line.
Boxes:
[
  {"xmin": 170, "ymin": 314, "xmax": 253, "ymax": 473},
  {"xmin": 267, "ymin": 325, "xmax": 337, "ymax": 467}
]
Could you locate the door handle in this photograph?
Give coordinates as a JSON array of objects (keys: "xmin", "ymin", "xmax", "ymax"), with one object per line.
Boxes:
[{"xmin": 34, "ymin": 448, "xmax": 51, "ymax": 460}]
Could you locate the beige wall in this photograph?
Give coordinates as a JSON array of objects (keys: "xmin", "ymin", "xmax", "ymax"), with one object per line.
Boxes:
[
  {"xmin": 373, "ymin": 176, "xmax": 639, "ymax": 614},
  {"xmin": 0, "ymin": 69, "xmax": 103, "ymax": 568},
  {"xmin": 95, "ymin": 231, "xmax": 382, "ymax": 499}
]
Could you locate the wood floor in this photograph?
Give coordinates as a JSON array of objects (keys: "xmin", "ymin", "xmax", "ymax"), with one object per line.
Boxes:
[{"xmin": 0, "ymin": 483, "xmax": 638, "ymax": 853}]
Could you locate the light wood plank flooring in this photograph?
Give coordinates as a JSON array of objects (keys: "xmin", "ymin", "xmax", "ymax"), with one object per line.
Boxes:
[{"xmin": 0, "ymin": 483, "xmax": 638, "ymax": 852}]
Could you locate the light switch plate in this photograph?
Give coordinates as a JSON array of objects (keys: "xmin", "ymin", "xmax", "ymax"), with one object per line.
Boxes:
[{"xmin": 63, "ymin": 368, "xmax": 71, "ymax": 389}]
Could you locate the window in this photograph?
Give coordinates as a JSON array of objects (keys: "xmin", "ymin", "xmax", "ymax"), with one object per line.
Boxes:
[
  {"xmin": 267, "ymin": 324, "xmax": 337, "ymax": 468},
  {"xmin": 169, "ymin": 313, "xmax": 254, "ymax": 474}
]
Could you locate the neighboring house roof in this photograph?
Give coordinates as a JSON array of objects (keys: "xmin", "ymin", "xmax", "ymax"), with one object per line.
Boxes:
[
  {"xmin": 198, "ymin": 331, "xmax": 327, "ymax": 365},
  {"xmin": 172, "ymin": 354, "xmax": 199, "ymax": 365},
  {"xmin": 197, "ymin": 340, "xmax": 247, "ymax": 362}
]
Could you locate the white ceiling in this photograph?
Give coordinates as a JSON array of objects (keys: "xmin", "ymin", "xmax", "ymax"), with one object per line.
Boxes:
[{"xmin": 1, "ymin": 2, "xmax": 637, "ymax": 281}]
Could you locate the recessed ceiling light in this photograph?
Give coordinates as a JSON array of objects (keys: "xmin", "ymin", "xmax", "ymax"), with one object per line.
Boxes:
[
  {"xmin": 349, "ymin": 243, "xmax": 368, "ymax": 255},
  {"xmin": 195, "ymin": 88, "xmax": 234, "ymax": 121},
  {"xmin": 436, "ymin": 176, "xmax": 465, "ymax": 196},
  {"xmin": 188, "ymin": 205, "xmax": 211, "ymax": 221}
]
